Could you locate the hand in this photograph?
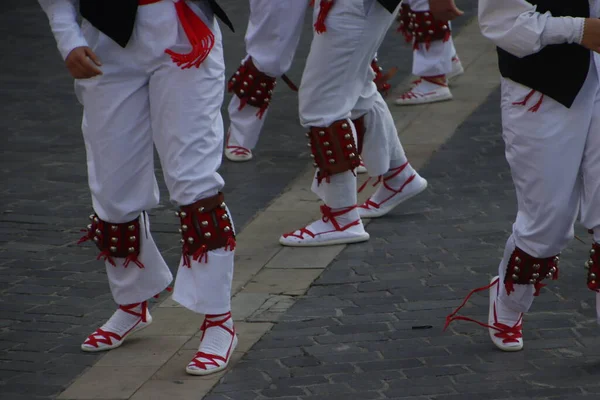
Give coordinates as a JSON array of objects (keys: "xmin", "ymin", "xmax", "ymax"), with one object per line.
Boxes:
[
  {"xmin": 581, "ymin": 18, "xmax": 600, "ymax": 53},
  {"xmin": 65, "ymin": 46, "xmax": 102, "ymax": 79},
  {"xmin": 428, "ymin": 0, "xmax": 464, "ymax": 21}
]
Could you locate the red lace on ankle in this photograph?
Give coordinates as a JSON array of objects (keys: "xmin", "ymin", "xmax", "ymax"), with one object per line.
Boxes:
[
  {"xmin": 83, "ymin": 301, "xmax": 148, "ymax": 349},
  {"xmin": 358, "ymin": 162, "xmax": 415, "ymax": 209},
  {"xmin": 444, "ymin": 279, "xmax": 523, "ymax": 344},
  {"xmin": 282, "ymin": 205, "xmax": 359, "ymax": 240},
  {"xmin": 225, "ymin": 132, "xmax": 251, "ymax": 157},
  {"xmin": 397, "ymin": 76, "xmax": 447, "ymax": 100},
  {"xmin": 188, "ymin": 312, "xmax": 235, "ymax": 371}
]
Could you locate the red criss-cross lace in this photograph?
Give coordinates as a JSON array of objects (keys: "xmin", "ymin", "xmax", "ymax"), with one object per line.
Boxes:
[
  {"xmin": 444, "ymin": 279, "xmax": 523, "ymax": 345},
  {"xmin": 188, "ymin": 312, "xmax": 235, "ymax": 371},
  {"xmin": 398, "ymin": 76, "xmax": 447, "ymax": 100},
  {"xmin": 282, "ymin": 205, "xmax": 359, "ymax": 240},
  {"xmin": 225, "ymin": 132, "xmax": 251, "ymax": 157},
  {"xmin": 512, "ymin": 89, "xmax": 544, "ymax": 113},
  {"xmin": 359, "ymin": 162, "xmax": 415, "ymax": 210},
  {"xmin": 83, "ymin": 302, "xmax": 147, "ymax": 349}
]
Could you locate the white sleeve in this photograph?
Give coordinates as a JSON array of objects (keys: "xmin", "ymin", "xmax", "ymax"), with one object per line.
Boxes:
[
  {"xmin": 38, "ymin": 0, "xmax": 88, "ymax": 60},
  {"xmin": 478, "ymin": 0, "xmax": 585, "ymax": 58}
]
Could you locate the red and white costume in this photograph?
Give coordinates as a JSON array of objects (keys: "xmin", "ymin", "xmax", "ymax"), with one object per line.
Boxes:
[
  {"xmin": 395, "ymin": 0, "xmax": 464, "ymax": 105},
  {"xmin": 39, "ymin": 0, "xmax": 237, "ymax": 375},
  {"xmin": 279, "ymin": 0, "xmax": 428, "ymax": 247},
  {"xmin": 224, "ymin": 0, "xmax": 309, "ymax": 162}
]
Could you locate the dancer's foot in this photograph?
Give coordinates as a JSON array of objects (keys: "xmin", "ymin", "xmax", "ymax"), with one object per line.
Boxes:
[
  {"xmin": 358, "ymin": 162, "xmax": 427, "ymax": 219},
  {"xmin": 81, "ymin": 301, "xmax": 151, "ymax": 352},
  {"xmin": 280, "ymin": 205, "xmax": 369, "ymax": 247},
  {"xmin": 186, "ymin": 312, "xmax": 238, "ymax": 376}
]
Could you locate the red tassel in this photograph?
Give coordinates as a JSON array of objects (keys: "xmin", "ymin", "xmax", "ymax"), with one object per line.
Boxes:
[
  {"xmin": 123, "ymin": 254, "xmax": 145, "ymax": 269},
  {"xmin": 225, "ymin": 237, "xmax": 236, "ymax": 251},
  {"xmin": 314, "ymin": 0, "xmax": 335, "ymax": 34},
  {"xmin": 192, "ymin": 245, "xmax": 209, "ymax": 263},
  {"xmin": 97, "ymin": 250, "xmax": 116, "ymax": 267},
  {"xmin": 528, "ymin": 94, "xmax": 544, "ymax": 112},
  {"xmin": 165, "ymin": 0, "xmax": 215, "ymax": 69},
  {"xmin": 504, "ymin": 280, "xmax": 514, "ymax": 296}
]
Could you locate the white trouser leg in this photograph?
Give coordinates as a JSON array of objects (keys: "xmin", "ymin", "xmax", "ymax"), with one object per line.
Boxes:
[
  {"xmin": 412, "ymin": 36, "xmax": 454, "ymax": 76},
  {"xmin": 300, "ymin": 0, "xmax": 401, "ymax": 207},
  {"xmin": 144, "ymin": 6, "xmax": 234, "ymax": 315},
  {"xmin": 404, "ymin": 0, "xmax": 454, "ymax": 77},
  {"xmin": 496, "ymin": 64, "xmax": 598, "ymax": 312},
  {"xmin": 74, "ymin": 19, "xmax": 173, "ymax": 306},
  {"xmin": 352, "ymin": 90, "xmax": 406, "ymax": 177},
  {"xmin": 227, "ymin": 0, "xmax": 308, "ymax": 150}
]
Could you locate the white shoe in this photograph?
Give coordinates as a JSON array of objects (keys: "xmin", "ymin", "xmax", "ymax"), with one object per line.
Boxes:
[
  {"xmin": 394, "ymin": 78, "xmax": 453, "ymax": 106},
  {"xmin": 488, "ymin": 276, "xmax": 524, "ymax": 352},
  {"xmin": 224, "ymin": 131, "xmax": 253, "ymax": 162},
  {"xmin": 186, "ymin": 312, "xmax": 238, "ymax": 376},
  {"xmin": 357, "ymin": 159, "xmax": 367, "ymax": 174},
  {"xmin": 81, "ymin": 302, "xmax": 151, "ymax": 352},
  {"xmin": 280, "ymin": 205, "xmax": 369, "ymax": 247},
  {"xmin": 358, "ymin": 163, "xmax": 427, "ymax": 219},
  {"xmin": 447, "ymin": 56, "xmax": 464, "ymax": 81}
]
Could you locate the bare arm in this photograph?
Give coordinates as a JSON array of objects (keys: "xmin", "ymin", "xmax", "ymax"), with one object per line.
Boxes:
[{"xmin": 478, "ymin": 0, "xmax": 585, "ymax": 58}]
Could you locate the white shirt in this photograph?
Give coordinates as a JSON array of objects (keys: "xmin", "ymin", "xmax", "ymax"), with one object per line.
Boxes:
[
  {"xmin": 38, "ymin": 0, "xmax": 87, "ymax": 60},
  {"xmin": 478, "ymin": 0, "xmax": 594, "ymax": 58}
]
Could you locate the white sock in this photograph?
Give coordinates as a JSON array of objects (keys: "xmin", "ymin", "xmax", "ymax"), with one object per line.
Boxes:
[
  {"xmin": 369, "ymin": 161, "xmax": 416, "ymax": 205},
  {"xmin": 495, "ymin": 290, "xmax": 522, "ymax": 327},
  {"xmin": 194, "ymin": 313, "xmax": 235, "ymax": 368},
  {"xmin": 100, "ymin": 303, "xmax": 146, "ymax": 336}
]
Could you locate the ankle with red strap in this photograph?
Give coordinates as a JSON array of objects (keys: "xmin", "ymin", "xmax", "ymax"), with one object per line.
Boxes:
[
  {"xmin": 83, "ymin": 301, "xmax": 148, "ymax": 349},
  {"xmin": 444, "ymin": 279, "xmax": 523, "ymax": 345},
  {"xmin": 225, "ymin": 132, "xmax": 251, "ymax": 157},
  {"xmin": 189, "ymin": 312, "xmax": 235, "ymax": 370},
  {"xmin": 358, "ymin": 161, "xmax": 415, "ymax": 207},
  {"xmin": 282, "ymin": 205, "xmax": 359, "ymax": 240}
]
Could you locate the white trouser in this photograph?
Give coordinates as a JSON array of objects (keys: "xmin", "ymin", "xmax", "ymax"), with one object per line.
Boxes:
[
  {"xmin": 227, "ymin": 0, "xmax": 309, "ymax": 150},
  {"xmin": 300, "ymin": 0, "xmax": 406, "ymax": 209},
  {"xmin": 497, "ymin": 56, "xmax": 600, "ymax": 313},
  {"xmin": 404, "ymin": 0, "xmax": 456, "ymax": 77},
  {"xmin": 75, "ymin": 1, "xmax": 233, "ymax": 314}
]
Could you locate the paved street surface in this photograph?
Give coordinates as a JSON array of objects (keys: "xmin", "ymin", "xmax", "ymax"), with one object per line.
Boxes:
[
  {"xmin": 205, "ymin": 91, "xmax": 600, "ymax": 400},
  {"xmin": 7, "ymin": 0, "xmax": 587, "ymax": 399}
]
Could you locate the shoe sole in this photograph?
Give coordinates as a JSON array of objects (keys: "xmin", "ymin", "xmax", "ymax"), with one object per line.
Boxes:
[
  {"xmin": 359, "ymin": 178, "xmax": 427, "ymax": 219},
  {"xmin": 224, "ymin": 152, "xmax": 253, "ymax": 162},
  {"xmin": 488, "ymin": 276, "xmax": 523, "ymax": 352},
  {"xmin": 80, "ymin": 317, "xmax": 153, "ymax": 353},
  {"xmin": 394, "ymin": 93, "xmax": 453, "ymax": 106},
  {"xmin": 186, "ymin": 335, "xmax": 239, "ymax": 376},
  {"xmin": 279, "ymin": 232, "xmax": 370, "ymax": 247}
]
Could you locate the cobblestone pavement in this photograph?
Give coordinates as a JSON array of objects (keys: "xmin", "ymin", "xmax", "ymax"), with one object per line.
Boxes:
[
  {"xmin": 0, "ymin": 1, "xmax": 477, "ymax": 399},
  {"xmin": 205, "ymin": 91, "xmax": 600, "ymax": 400}
]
